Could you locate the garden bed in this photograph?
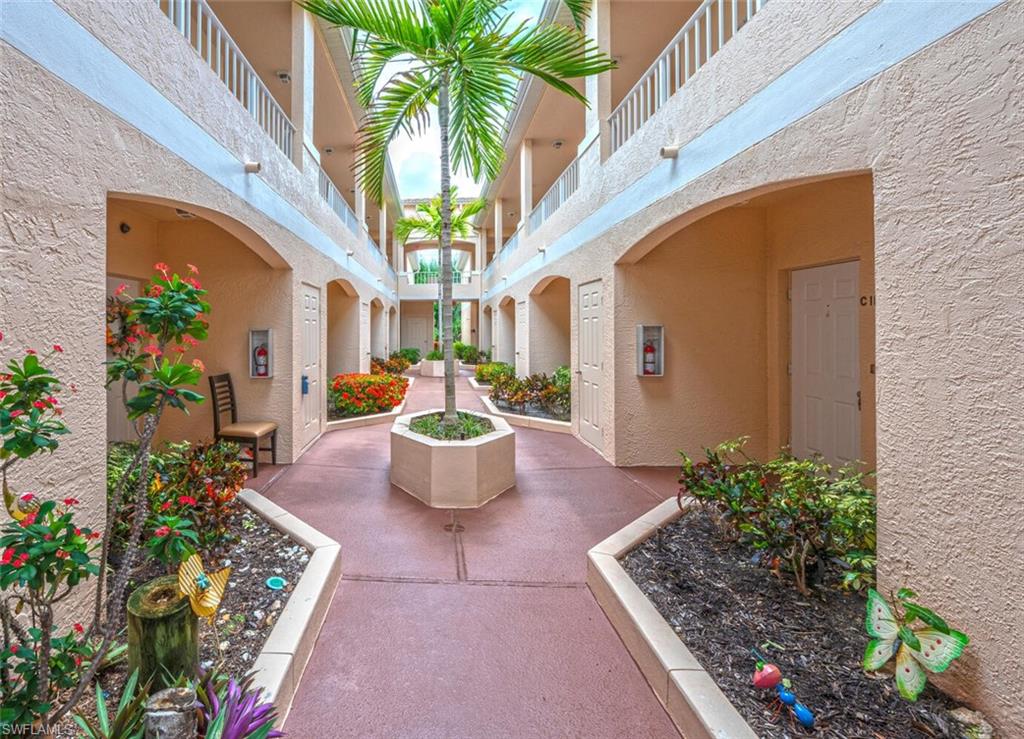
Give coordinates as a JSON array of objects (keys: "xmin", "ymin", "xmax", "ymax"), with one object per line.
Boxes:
[{"xmin": 621, "ymin": 511, "xmax": 963, "ymax": 738}]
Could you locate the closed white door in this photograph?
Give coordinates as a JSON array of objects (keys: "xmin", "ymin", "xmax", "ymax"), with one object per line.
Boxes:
[
  {"xmin": 301, "ymin": 285, "xmax": 321, "ymax": 448},
  {"xmin": 406, "ymin": 316, "xmax": 429, "ymax": 355},
  {"xmin": 515, "ymin": 300, "xmax": 527, "ymax": 376},
  {"xmin": 106, "ymin": 276, "xmax": 140, "ymax": 443},
  {"xmin": 791, "ymin": 261, "xmax": 860, "ymax": 466},
  {"xmin": 577, "ymin": 280, "xmax": 602, "ymax": 450}
]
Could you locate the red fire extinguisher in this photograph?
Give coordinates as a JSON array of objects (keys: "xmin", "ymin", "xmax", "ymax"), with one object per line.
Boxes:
[
  {"xmin": 643, "ymin": 340, "xmax": 657, "ymax": 375},
  {"xmin": 254, "ymin": 343, "xmax": 269, "ymax": 377}
]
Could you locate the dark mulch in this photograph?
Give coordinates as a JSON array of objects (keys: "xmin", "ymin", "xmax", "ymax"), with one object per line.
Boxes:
[
  {"xmin": 621, "ymin": 511, "xmax": 965, "ymax": 739},
  {"xmin": 492, "ymin": 400, "xmax": 569, "ymax": 422},
  {"xmin": 61, "ymin": 507, "xmax": 306, "ymax": 731}
]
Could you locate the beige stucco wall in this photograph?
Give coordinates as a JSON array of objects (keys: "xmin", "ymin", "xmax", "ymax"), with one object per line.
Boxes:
[
  {"xmin": 496, "ymin": 298, "xmax": 516, "ymax": 365},
  {"xmin": 326, "ymin": 280, "xmax": 361, "ymax": 377},
  {"xmin": 399, "ymin": 300, "xmax": 434, "ymax": 356},
  {"xmin": 528, "ymin": 277, "xmax": 571, "ymax": 375}
]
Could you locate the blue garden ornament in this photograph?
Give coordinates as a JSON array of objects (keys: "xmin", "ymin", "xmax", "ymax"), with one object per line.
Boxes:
[{"xmin": 751, "ymin": 649, "xmax": 815, "ymax": 730}]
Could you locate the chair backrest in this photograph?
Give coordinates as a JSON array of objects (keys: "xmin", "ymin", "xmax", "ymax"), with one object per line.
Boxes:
[{"xmin": 209, "ymin": 373, "xmax": 237, "ymax": 435}]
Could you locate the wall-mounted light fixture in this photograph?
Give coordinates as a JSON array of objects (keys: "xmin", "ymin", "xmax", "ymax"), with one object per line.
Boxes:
[
  {"xmin": 244, "ymin": 161, "xmax": 262, "ymax": 173},
  {"xmin": 345, "ymin": 248, "xmax": 355, "ymax": 256},
  {"xmin": 660, "ymin": 145, "xmax": 679, "ymax": 159},
  {"xmin": 552, "ymin": 139, "xmax": 564, "ymax": 150},
  {"xmin": 537, "ymin": 245, "xmax": 547, "ymax": 254},
  {"xmin": 275, "ymin": 70, "xmax": 292, "ymax": 85},
  {"xmin": 119, "ymin": 222, "xmax": 131, "ymax": 234},
  {"xmin": 323, "ymin": 146, "xmax": 335, "ymax": 155}
]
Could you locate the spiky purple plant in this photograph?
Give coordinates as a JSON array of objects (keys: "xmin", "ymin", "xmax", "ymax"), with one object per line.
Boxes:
[{"xmin": 198, "ymin": 667, "xmax": 284, "ymax": 738}]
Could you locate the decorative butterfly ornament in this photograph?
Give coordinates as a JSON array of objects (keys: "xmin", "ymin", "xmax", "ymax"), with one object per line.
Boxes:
[
  {"xmin": 3, "ymin": 481, "xmax": 40, "ymax": 522},
  {"xmin": 863, "ymin": 588, "xmax": 968, "ymax": 701},
  {"xmin": 177, "ymin": 553, "xmax": 231, "ymax": 621}
]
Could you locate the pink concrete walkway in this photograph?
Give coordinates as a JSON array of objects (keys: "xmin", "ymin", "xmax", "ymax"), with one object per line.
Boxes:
[{"xmin": 261, "ymin": 371, "xmax": 681, "ymax": 738}]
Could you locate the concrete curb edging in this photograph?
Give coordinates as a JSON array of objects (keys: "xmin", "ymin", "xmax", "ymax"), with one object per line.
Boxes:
[
  {"xmin": 238, "ymin": 488, "xmax": 342, "ymax": 724},
  {"xmin": 587, "ymin": 498, "xmax": 757, "ymax": 739},
  {"xmin": 467, "ymin": 377, "xmax": 489, "ymax": 390},
  {"xmin": 480, "ymin": 395, "xmax": 572, "ymax": 434},
  {"xmin": 324, "ymin": 376, "xmax": 415, "ymax": 432}
]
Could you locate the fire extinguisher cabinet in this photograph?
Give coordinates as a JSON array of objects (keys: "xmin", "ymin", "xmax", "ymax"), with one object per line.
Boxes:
[
  {"xmin": 249, "ymin": 329, "xmax": 273, "ymax": 379},
  {"xmin": 636, "ymin": 325, "xmax": 664, "ymax": 377}
]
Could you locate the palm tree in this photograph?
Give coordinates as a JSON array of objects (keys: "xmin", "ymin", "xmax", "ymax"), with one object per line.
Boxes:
[{"xmin": 301, "ymin": 0, "xmax": 615, "ymax": 428}]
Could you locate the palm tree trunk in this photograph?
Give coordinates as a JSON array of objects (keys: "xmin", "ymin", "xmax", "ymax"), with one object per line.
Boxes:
[{"xmin": 437, "ymin": 76, "xmax": 458, "ymax": 427}]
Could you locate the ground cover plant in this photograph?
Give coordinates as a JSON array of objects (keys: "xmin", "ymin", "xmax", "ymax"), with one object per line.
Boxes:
[
  {"xmin": 489, "ymin": 367, "xmax": 570, "ymax": 421},
  {"xmin": 474, "ymin": 362, "xmax": 514, "ymax": 385},
  {"xmin": 454, "ymin": 343, "xmax": 486, "ymax": 364},
  {"xmin": 371, "ymin": 354, "xmax": 411, "ymax": 375},
  {"xmin": 409, "ymin": 411, "xmax": 493, "ymax": 441},
  {"xmin": 328, "ymin": 373, "xmax": 409, "ymax": 419},
  {"xmin": 394, "ymin": 348, "xmax": 422, "ymax": 365}
]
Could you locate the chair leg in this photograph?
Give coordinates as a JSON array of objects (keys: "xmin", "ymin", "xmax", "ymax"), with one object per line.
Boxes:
[
  {"xmin": 271, "ymin": 430, "xmax": 277, "ymax": 465},
  {"xmin": 252, "ymin": 439, "xmax": 260, "ymax": 479}
]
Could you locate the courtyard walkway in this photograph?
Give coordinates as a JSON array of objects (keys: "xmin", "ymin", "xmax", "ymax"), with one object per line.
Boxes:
[{"xmin": 259, "ymin": 370, "xmax": 681, "ymax": 737}]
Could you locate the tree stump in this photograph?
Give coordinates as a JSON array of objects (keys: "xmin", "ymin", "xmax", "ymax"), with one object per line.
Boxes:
[
  {"xmin": 144, "ymin": 687, "xmax": 198, "ymax": 739},
  {"xmin": 127, "ymin": 575, "xmax": 198, "ymax": 691}
]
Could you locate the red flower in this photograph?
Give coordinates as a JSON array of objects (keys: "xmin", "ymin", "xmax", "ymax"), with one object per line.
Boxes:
[
  {"xmin": 154, "ymin": 526, "xmax": 171, "ymax": 538},
  {"xmin": 166, "ymin": 389, "xmax": 177, "ymax": 397},
  {"xmin": 9, "ymin": 645, "xmax": 17, "ymax": 655},
  {"xmin": 10, "ymin": 410, "xmax": 23, "ymax": 419},
  {"xmin": 33, "ymin": 401, "xmax": 46, "ymax": 410},
  {"xmin": 172, "ymin": 346, "xmax": 186, "ymax": 354},
  {"xmin": 1, "ymin": 548, "xmax": 14, "ymax": 565},
  {"xmin": 161, "ymin": 500, "xmax": 172, "ymax": 511},
  {"xmin": 177, "ymin": 495, "xmax": 197, "ymax": 506},
  {"xmin": 87, "ymin": 531, "xmax": 101, "ymax": 540},
  {"xmin": 55, "ymin": 550, "xmax": 69, "ymax": 559},
  {"xmin": 52, "ymin": 344, "xmax": 63, "ymax": 353},
  {"xmin": 187, "ymin": 263, "xmax": 199, "ymax": 274},
  {"xmin": 0, "ymin": 391, "xmax": 6, "ymax": 400},
  {"xmin": 154, "ymin": 262, "xmax": 170, "ymax": 277},
  {"xmin": 73, "ymin": 623, "xmax": 84, "ymax": 634},
  {"xmin": 63, "ymin": 497, "xmax": 79, "ymax": 506},
  {"xmin": 192, "ymin": 358, "xmax": 205, "ymax": 372},
  {"xmin": 144, "ymin": 344, "xmax": 161, "ymax": 356},
  {"xmin": 25, "ymin": 349, "xmax": 36, "ymax": 355},
  {"xmin": 19, "ymin": 513, "xmax": 37, "ymax": 528},
  {"xmin": 19, "ymin": 493, "xmax": 35, "ymax": 502},
  {"xmin": 13, "ymin": 553, "xmax": 29, "ymax": 568},
  {"xmin": 148, "ymin": 284, "xmax": 164, "ymax": 298},
  {"xmin": 74, "ymin": 655, "xmax": 83, "ymax": 667},
  {"xmin": 115, "ymin": 282, "xmax": 128, "ymax": 296}
]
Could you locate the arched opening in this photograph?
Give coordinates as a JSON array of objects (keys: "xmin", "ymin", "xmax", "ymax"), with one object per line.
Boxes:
[
  {"xmin": 369, "ymin": 297, "xmax": 386, "ymax": 359},
  {"xmin": 613, "ymin": 174, "xmax": 875, "ymax": 470},
  {"xmin": 528, "ymin": 276, "xmax": 571, "ymax": 375},
  {"xmin": 496, "ymin": 297, "xmax": 516, "ymax": 366},
  {"xmin": 480, "ymin": 305, "xmax": 493, "ymax": 359},
  {"xmin": 327, "ymin": 279, "xmax": 360, "ymax": 377},
  {"xmin": 388, "ymin": 306, "xmax": 398, "ymax": 356},
  {"xmin": 105, "ymin": 195, "xmax": 293, "ymax": 456}
]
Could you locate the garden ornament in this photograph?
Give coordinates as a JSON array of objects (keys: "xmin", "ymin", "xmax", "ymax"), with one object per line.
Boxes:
[
  {"xmin": 751, "ymin": 650, "xmax": 814, "ymax": 729},
  {"xmin": 3, "ymin": 482, "xmax": 40, "ymax": 522},
  {"xmin": 178, "ymin": 553, "xmax": 231, "ymax": 621}
]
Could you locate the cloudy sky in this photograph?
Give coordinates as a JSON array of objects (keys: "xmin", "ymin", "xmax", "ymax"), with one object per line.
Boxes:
[{"xmin": 388, "ymin": 0, "xmax": 547, "ymax": 199}]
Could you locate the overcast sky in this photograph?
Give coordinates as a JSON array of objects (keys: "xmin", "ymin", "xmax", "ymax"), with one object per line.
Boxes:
[{"xmin": 388, "ymin": 0, "xmax": 546, "ymax": 200}]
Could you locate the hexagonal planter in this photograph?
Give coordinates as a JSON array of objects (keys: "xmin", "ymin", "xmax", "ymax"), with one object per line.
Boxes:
[
  {"xmin": 390, "ymin": 409, "xmax": 515, "ymax": 508},
  {"xmin": 420, "ymin": 359, "xmax": 445, "ymax": 377}
]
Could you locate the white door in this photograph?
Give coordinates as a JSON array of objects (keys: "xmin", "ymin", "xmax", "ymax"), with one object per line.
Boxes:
[
  {"xmin": 106, "ymin": 276, "xmax": 140, "ymax": 443},
  {"xmin": 301, "ymin": 285, "xmax": 321, "ymax": 448},
  {"xmin": 406, "ymin": 316, "xmax": 430, "ymax": 356},
  {"xmin": 791, "ymin": 261, "xmax": 860, "ymax": 466},
  {"xmin": 515, "ymin": 300, "xmax": 527, "ymax": 376},
  {"xmin": 578, "ymin": 280, "xmax": 602, "ymax": 450}
]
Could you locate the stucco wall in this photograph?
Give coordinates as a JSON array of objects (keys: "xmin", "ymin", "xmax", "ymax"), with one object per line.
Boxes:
[
  {"xmin": 496, "ymin": 299, "xmax": 516, "ymax": 365},
  {"xmin": 528, "ymin": 277, "xmax": 571, "ymax": 375},
  {"xmin": 327, "ymin": 281, "xmax": 361, "ymax": 377},
  {"xmin": 399, "ymin": 301, "xmax": 434, "ymax": 356}
]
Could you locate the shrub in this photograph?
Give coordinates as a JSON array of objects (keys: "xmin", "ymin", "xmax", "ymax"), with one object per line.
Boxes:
[
  {"xmin": 371, "ymin": 354, "xmax": 410, "ymax": 375},
  {"xmin": 474, "ymin": 362, "xmax": 513, "ymax": 384},
  {"xmin": 393, "ymin": 348, "xmax": 421, "ymax": 365},
  {"xmin": 424, "ymin": 349, "xmax": 444, "ymax": 361},
  {"xmin": 329, "ymin": 373, "xmax": 409, "ymax": 417},
  {"xmin": 679, "ymin": 437, "xmax": 876, "ymax": 595},
  {"xmin": 489, "ymin": 368, "xmax": 570, "ymax": 420},
  {"xmin": 456, "ymin": 344, "xmax": 483, "ymax": 364},
  {"xmin": 409, "ymin": 411, "xmax": 493, "ymax": 440},
  {"xmin": 453, "ymin": 341, "xmax": 467, "ymax": 359}
]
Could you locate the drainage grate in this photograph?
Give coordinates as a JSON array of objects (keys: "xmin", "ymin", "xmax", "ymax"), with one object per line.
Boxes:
[{"xmin": 443, "ymin": 522, "xmax": 465, "ymax": 533}]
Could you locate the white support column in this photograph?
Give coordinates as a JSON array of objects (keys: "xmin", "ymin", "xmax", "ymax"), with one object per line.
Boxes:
[
  {"xmin": 494, "ymin": 198, "xmax": 504, "ymax": 251},
  {"xmin": 476, "ymin": 230, "xmax": 486, "ymax": 271},
  {"xmin": 583, "ymin": 0, "xmax": 612, "ymax": 161},
  {"xmin": 355, "ymin": 179, "xmax": 366, "ymax": 230},
  {"xmin": 378, "ymin": 205, "xmax": 388, "ymax": 260},
  {"xmin": 290, "ymin": 5, "xmax": 316, "ymax": 169},
  {"xmin": 519, "ymin": 139, "xmax": 533, "ymax": 229}
]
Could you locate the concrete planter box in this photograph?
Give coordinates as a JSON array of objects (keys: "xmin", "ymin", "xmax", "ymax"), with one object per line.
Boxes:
[
  {"xmin": 467, "ymin": 376, "xmax": 489, "ymax": 390},
  {"xmin": 390, "ymin": 409, "xmax": 516, "ymax": 508},
  {"xmin": 588, "ymin": 498, "xmax": 756, "ymax": 739},
  {"xmin": 420, "ymin": 359, "xmax": 445, "ymax": 377},
  {"xmin": 480, "ymin": 395, "xmax": 571, "ymax": 434},
  {"xmin": 325, "ymin": 377, "xmax": 415, "ymax": 432}
]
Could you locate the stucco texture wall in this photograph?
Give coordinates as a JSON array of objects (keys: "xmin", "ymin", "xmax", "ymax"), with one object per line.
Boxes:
[
  {"xmin": 528, "ymin": 277, "xmax": 571, "ymax": 375},
  {"xmin": 399, "ymin": 300, "xmax": 434, "ymax": 357},
  {"xmin": 327, "ymin": 280, "xmax": 361, "ymax": 377}
]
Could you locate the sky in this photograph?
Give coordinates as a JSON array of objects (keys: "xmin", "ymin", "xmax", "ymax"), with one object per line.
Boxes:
[{"xmin": 387, "ymin": 0, "xmax": 547, "ymax": 200}]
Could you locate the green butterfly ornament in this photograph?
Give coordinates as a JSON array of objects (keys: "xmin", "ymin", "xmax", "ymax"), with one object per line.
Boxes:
[{"xmin": 863, "ymin": 588, "xmax": 969, "ymax": 701}]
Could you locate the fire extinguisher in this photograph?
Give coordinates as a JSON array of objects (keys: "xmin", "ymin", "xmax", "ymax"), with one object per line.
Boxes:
[
  {"xmin": 643, "ymin": 340, "xmax": 657, "ymax": 375},
  {"xmin": 254, "ymin": 343, "xmax": 269, "ymax": 377}
]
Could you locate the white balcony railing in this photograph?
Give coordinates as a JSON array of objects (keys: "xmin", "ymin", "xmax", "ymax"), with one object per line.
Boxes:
[
  {"xmin": 409, "ymin": 271, "xmax": 471, "ymax": 285},
  {"xmin": 318, "ymin": 165, "xmax": 362, "ymax": 235},
  {"xmin": 502, "ymin": 226, "xmax": 522, "ymax": 253},
  {"xmin": 528, "ymin": 156, "xmax": 580, "ymax": 232},
  {"xmin": 157, "ymin": 0, "xmax": 296, "ymax": 157},
  {"xmin": 609, "ymin": 0, "xmax": 766, "ymax": 154}
]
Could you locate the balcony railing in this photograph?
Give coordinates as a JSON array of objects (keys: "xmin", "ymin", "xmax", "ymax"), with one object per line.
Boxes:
[
  {"xmin": 528, "ymin": 156, "xmax": 580, "ymax": 232},
  {"xmin": 318, "ymin": 165, "xmax": 362, "ymax": 235},
  {"xmin": 502, "ymin": 226, "xmax": 522, "ymax": 253},
  {"xmin": 157, "ymin": 0, "xmax": 295, "ymax": 157},
  {"xmin": 409, "ymin": 271, "xmax": 470, "ymax": 285},
  {"xmin": 608, "ymin": 0, "xmax": 766, "ymax": 154}
]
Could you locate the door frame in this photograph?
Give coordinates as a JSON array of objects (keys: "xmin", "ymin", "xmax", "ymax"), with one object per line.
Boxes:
[
  {"xmin": 300, "ymin": 282, "xmax": 322, "ymax": 451},
  {"xmin": 577, "ymin": 279, "xmax": 603, "ymax": 452}
]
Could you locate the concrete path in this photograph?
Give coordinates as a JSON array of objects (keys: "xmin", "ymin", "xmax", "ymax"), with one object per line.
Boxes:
[{"xmin": 260, "ymin": 371, "xmax": 681, "ymax": 738}]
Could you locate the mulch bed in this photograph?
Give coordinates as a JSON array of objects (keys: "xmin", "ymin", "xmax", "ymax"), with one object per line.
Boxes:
[
  {"xmin": 491, "ymin": 400, "xmax": 569, "ymax": 423},
  {"xmin": 621, "ymin": 511, "xmax": 966, "ymax": 738},
  {"xmin": 61, "ymin": 506, "xmax": 306, "ymax": 731}
]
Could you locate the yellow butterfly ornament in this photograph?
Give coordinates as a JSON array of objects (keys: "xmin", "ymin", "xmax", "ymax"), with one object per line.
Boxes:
[{"xmin": 177, "ymin": 553, "xmax": 231, "ymax": 621}]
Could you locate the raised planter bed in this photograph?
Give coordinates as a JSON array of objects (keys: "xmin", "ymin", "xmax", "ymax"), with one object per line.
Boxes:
[
  {"xmin": 419, "ymin": 359, "xmax": 445, "ymax": 377},
  {"xmin": 325, "ymin": 377, "xmax": 415, "ymax": 431},
  {"xmin": 480, "ymin": 395, "xmax": 571, "ymax": 434},
  {"xmin": 390, "ymin": 409, "xmax": 515, "ymax": 508},
  {"xmin": 467, "ymin": 376, "xmax": 489, "ymax": 390}
]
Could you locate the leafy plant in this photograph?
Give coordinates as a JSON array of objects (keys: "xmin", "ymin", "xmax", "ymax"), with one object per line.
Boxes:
[
  {"xmin": 474, "ymin": 362, "xmax": 513, "ymax": 385},
  {"xmin": 143, "ymin": 514, "xmax": 199, "ymax": 568},
  {"xmin": 489, "ymin": 368, "xmax": 570, "ymax": 420},
  {"xmin": 393, "ymin": 348, "xmax": 422, "ymax": 365},
  {"xmin": 455, "ymin": 343, "xmax": 482, "ymax": 364},
  {"xmin": 679, "ymin": 437, "xmax": 876, "ymax": 594},
  {"xmin": 863, "ymin": 588, "xmax": 969, "ymax": 701},
  {"xmin": 371, "ymin": 354, "xmax": 411, "ymax": 375},
  {"xmin": 329, "ymin": 373, "xmax": 409, "ymax": 417},
  {"xmin": 409, "ymin": 411, "xmax": 492, "ymax": 441},
  {"xmin": 73, "ymin": 668, "xmax": 149, "ymax": 739},
  {"xmin": 425, "ymin": 349, "xmax": 444, "ymax": 361},
  {"xmin": 196, "ymin": 666, "xmax": 284, "ymax": 739}
]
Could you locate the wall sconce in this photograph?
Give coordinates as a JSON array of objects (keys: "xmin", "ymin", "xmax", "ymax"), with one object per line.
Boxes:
[
  {"xmin": 345, "ymin": 249, "xmax": 355, "ymax": 256},
  {"xmin": 660, "ymin": 145, "xmax": 679, "ymax": 159},
  {"xmin": 537, "ymin": 245, "xmax": 547, "ymax": 254},
  {"xmin": 244, "ymin": 161, "xmax": 262, "ymax": 173},
  {"xmin": 275, "ymin": 70, "xmax": 292, "ymax": 85}
]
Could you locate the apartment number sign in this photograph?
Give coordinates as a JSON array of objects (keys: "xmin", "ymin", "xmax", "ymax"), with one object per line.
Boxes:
[{"xmin": 860, "ymin": 295, "xmax": 875, "ymax": 306}]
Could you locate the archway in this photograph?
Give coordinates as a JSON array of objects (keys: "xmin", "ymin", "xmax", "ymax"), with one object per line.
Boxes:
[
  {"xmin": 106, "ymin": 195, "xmax": 293, "ymax": 456},
  {"xmin": 612, "ymin": 174, "xmax": 875, "ymax": 469},
  {"xmin": 496, "ymin": 297, "xmax": 516, "ymax": 366},
  {"xmin": 528, "ymin": 276, "xmax": 570, "ymax": 375},
  {"xmin": 327, "ymin": 279, "xmax": 361, "ymax": 377},
  {"xmin": 369, "ymin": 297, "xmax": 386, "ymax": 358},
  {"xmin": 480, "ymin": 305, "xmax": 493, "ymax": 360},
  {"xmin": 388, "ymin": 306, "xmax": 398, "ymax": 356}
]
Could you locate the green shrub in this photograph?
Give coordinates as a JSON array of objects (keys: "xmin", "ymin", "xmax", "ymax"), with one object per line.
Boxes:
[
  {"xmin": 393, "ymin": 348, "xmax": 422, "ymax": 364},
  {"xmin": 474, "ymin": 362, "xmax": 513, "ymax": 384},
  {"xmin": 409, "ymin": 411, "xmax": 493, "ymax": 440},
  {"xmin": 679, "ymin": 437, "xmax": 875, "ymax": 595},
  {"xmin": 454, "ymin": 341, "xmax": 467, "ymax": 359},
  {"xmin": 425, "ymin": 349, "xmax": 444, "ymax": 361},
  {"xmin": 489, "ymin": 370, "xmax": 570, "ymax": 420}
]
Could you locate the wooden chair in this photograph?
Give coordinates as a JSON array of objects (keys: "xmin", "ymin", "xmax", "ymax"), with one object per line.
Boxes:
[{"xmin": 209, "ymin": 373, "xmax": 277, "ymax": 477}]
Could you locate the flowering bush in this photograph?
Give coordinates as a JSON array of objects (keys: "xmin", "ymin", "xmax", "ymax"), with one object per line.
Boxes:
[
  {"xmin": 370, "ymin": 354, "xmax": 411, "ymax": 375},
  {"xmin": 474, "ymin": 362, "xmax": 513, "ymax": 384},
  {"xmin": 329, "ymin": 373, "xmax": 409, "ymax": 417}
]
